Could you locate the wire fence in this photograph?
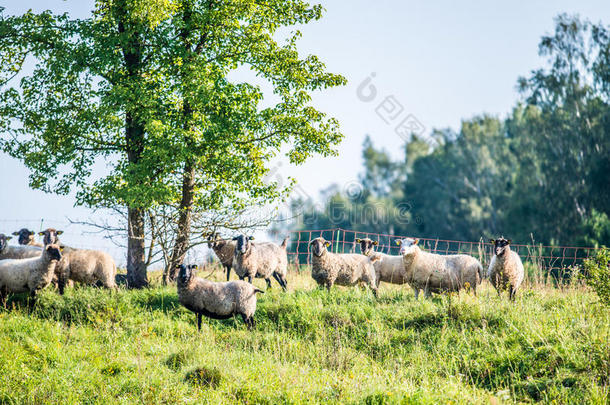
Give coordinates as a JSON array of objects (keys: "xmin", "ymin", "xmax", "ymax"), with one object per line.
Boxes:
[{"xmin": 286, "ymin": 228, "xmax": 602, "ymax": 282}]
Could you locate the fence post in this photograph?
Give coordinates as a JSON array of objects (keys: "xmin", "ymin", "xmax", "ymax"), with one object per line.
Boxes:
[{"xmin": 335, "ymin": 229, "xmax": 341, "ymax": 254}]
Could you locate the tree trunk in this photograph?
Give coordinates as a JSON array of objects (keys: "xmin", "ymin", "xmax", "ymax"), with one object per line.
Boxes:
[
  {"xmin": 127, "ymin": 207, "xmax": 148, "ymax": 288},
  {"xmin": 168, "ymin": 160, "xmax": 196, "ymax": 281}
]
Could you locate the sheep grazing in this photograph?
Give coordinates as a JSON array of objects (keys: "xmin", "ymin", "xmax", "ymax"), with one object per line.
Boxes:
[
  {"xmin": 356, "ymin": 237, "xmax": 417, "ymax": 292},
  {"xmin": 487, "ymin": 237, "xmax": 525, "ymax": 301},
  {"xmin": 0, "ymin": 244, "xmax": 62, "ymax": 309},
  {"xmin": 398, "ymin": 238, "xmax": 483, "ymax": 299},
  {"xmin": 39, "ymin": 228, "xmax": 116, "ymax": 294},
  {"xmin": 0, "ymin": 233, "xmax": 42, "ymax": 260},
  {"xmin": 12, "ymin": 228, "xmax": 43, "ymax": 247},
  {"xmin": 232, "ymin": 235, "xmax": 288, "ymax": 291},
  {"xmin": 176, "ymin": 264, "xmax": 264, "ymax": 330},
  {"xmin": 207, "ymin": 232, "xmax": 237, "ymax": 281},
  {"xmin": 310, "ymin": 237, "xmax": 382, "ymax": 296}
]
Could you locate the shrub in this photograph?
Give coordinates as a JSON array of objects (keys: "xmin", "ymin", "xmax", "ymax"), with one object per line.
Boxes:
[
  {"xmin": 583, "ymin": 247, "xmax": 610, "ymax": 306},
  {"xmin": 184, "ymin": 366, "xmax": 222, "ymax": 388}
]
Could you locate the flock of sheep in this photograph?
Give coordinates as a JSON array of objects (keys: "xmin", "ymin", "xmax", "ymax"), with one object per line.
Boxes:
[{"xmin": 0, "ymin": 227, "xmax": 524, "ymax": 331}]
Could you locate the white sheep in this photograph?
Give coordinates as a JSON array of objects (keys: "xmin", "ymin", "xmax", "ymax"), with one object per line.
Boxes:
[
  {"xmin": 39, "ymin": 228, "xmax": 116, "ymax": 293},
  {"xmin": 309, "ymin": 237, "xmax": 382, "ymax": 296},
  {"xmin": 176, "ymin": 264, "xmax": 264, "ymax": 330},
  {"xmin": 0, "ymin": 233, "xmax": 42, "ymax": 260},
  {"xmin": 12, "ymin": 228, "xmax": 43, "ymax": 247},
  {"xmin": 207, "ymin": 232, "xmax": 237, "ymax": 281},
  {"xmin": 398, "ymin": 238, "xmax": 483, "ymax": 299},
  {"xmin": 356, "ymin": 237, "xmax": 419, "ymax": 294},
  {"xmin": 0, "ymin": 244, "xmax": 62, "ymax": 309},
  {"xmin": 487, "ymin": 237, "xmax": 525, "ymax": 300},
  {"xmin": 232, "ymin": 234, "xmax": 288, "ymax": 290}
]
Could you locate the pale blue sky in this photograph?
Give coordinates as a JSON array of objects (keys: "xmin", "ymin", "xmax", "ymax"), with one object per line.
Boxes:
[{"xmin": 2, "ymin": 1, "xmax": 610, "ymax": 265}]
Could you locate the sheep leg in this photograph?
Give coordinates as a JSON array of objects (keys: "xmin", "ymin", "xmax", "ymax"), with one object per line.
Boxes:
[
  {"xmin": 509, "ymin": 287, "xmax": 516, "ymax": 301},
  {"xmin": 272, "ymin": 273, "xmax": 287, "ymax": 291},
  {"xmin": 0, "ymin": 287, "xmax": 7, "ymax": 308},
  {"xmin": 265, "ymin": 278, "xmax": 272, "ymax": 289},
  {"xmin": 241, "ymin": 313, "xmax": 255, "ymax": 330},
  {"xmin": 411, "ymin": 286, "xmax": 419, "ymax": 300},
  {"xmin": 197, "ymin": 313, "xmax": 202, "ymax": 331},
  {"xmin": 225, "ymin": 265, "xmax": 231, "ymax": 281},
  {"xmin": 58, "ymin": 277, "xmax": 66, "ymax": 296},
  {"xmin": 28, "ymin": 290, "xmax": 38, "ymax": 312},
  {"xmin": 424, "ymin": 287, "xmax": 431, "ymax": 299},
  {"xmin": 247, "ymin": 275, "xmax": 253, "ymax": 284}
]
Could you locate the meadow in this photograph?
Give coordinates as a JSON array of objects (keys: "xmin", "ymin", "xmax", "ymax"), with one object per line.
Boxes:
[{"xmin": 0, "ymin": 267, "xmax": 608, "ymax": 404}]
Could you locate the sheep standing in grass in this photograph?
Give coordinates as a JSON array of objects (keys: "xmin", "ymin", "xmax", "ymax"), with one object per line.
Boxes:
[
  {"xmin": 487, "ymin": 237, "xmax": 524, "ymax": 301},
  {"xmin": 310, "ymin": 237, "xmax": 382, "ymax": 296},
  {"xmin": 357, "ymin": 237, "xmax": 418, "ymax": 294},
  {"xmin": 207, "ymin": 233, "xmax": 236, "ymax": 281},
  {"xmin": 232, "ymin": 235, "xmax": 288, "ymax": 290},
  {"xmin": 12, "ymin": 228, "xmax": 43, "ymax": 247},
  {"xmin": 176, "ymin": 264, "xmax": 264, "ymax": 330},
  {"xmin": 39, "ymin": 228, "xmax": 116, "ymax": 293},
  {"xmin": 0, "ymin": 234, "xmax": 41, "ymax": 260},
  {"xmin": 0, "ymin": 244, "xmax": 62, "ymax": 309},
  {"xmin": 398, "ymin": 238, "xmax": 483, "ymax": 299}
]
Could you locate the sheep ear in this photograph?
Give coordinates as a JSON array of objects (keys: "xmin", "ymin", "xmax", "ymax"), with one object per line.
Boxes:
[
  {"xmin": 39, "ymin": 231, "xmax": 45, "ymax": 236},
  {"xmin": 355, "ymin": 238, "xmax": 361, "ymax": 243},
  {"xmin": 414, "ymin": 238, "xmax": 419, "ymax": 245},
  {"xmin": 489, "ymin": 239, "xmax": 495, "ymax": 244},
  {"xmin": 12, "ymin": 232, "xmax": 19, "ymax": 236},
  {"xmin": 507, "ymin": 239, "xmax": 512, "ymax": 245},
  {"xmin": 6, "ymin": 236, "xmax": 12, "ymax": 241},
  {"xmin": 57, "ymin": 230, "xmax": 64, "ymax": 235},
  {"xmin": 190, "ymin": 264, "xmax": 198, "ymax": 269},
  {"xmin": 373, "ymin": 241, "xmax": 378, "ymax": 246},
  {"xmin": 249, "ymin": 236, "xmax": 254, "ymax": 240},
  {"xmin": 324, "ymin": 241, "xmax": 331, "ymax": 247},
  {"xmin": 395, "ymin": 240, "xmax": 401, "ymax": 246},
  {"xmin": 60, "ymin": 247, "xmax": 64, "ymax": 252},
  {"xmin": 232, "ymin": 236, "xmax": 238, "ymax": 240}
]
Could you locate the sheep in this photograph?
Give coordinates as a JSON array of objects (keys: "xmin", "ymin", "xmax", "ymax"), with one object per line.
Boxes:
[
  {"xmin": 356, "ymin": 237, "xmax": 421, "ymax": 296},
  {"xmin": 232, "ymin": 234, "xmax": 288, "ymax": 291},
  {"xmin": 309, "ymin": 237, "xmax": 382, "ymax": 296},
  {"xmin": 398, "ymin": 238, "xmax": 483, "ymax": 299},
  {"xmin": 207, "ymin": 232, "xmax": 237, "ymax": 281},
  {"xmin": 0, "ymin": 233, "xmax": 42, "ymax": 260},
  {"xmin": 176, "ymin": 264, "xmax": 264, "ymax": 330},
  {"xmin": 39, "ymin": 228, "xmax": 116, "ymax": 294},
  {"xmin": 487, "ymin": 237, "xmax": 525, "ymax": 301},
  {"xmin": 0, "ymin": 244, "xmax": 62, "ymax": 309},
  {"xmin": 12, "ymin": 228, "xmax": 43, "ymax": 247}
]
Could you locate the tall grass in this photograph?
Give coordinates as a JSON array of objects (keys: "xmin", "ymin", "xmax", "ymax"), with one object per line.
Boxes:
[{"xmin": 0, "ymin": 267, "xmax": 608, "ymax": 404}]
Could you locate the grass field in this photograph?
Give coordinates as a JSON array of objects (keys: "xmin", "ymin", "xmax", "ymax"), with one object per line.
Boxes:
[{"xmin": 0, "ymin": 267, "xmax": 608, "ymax": 404}]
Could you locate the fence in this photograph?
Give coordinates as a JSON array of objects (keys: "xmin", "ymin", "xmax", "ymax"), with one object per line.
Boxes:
[{"xmin": 286, "ymin": 228, "xmax": 602, "ymax": 281}]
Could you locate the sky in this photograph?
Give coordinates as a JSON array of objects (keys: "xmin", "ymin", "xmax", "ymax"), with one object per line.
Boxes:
[{"xmin": 2, "ymin": 0, "xmax": 610, "ymax": 266}]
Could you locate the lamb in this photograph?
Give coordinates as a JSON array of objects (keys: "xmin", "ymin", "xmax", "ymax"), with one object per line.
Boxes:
[
  {"xmin": 356, "ymin": 237, "xmax": 419, "ymax": 293},
  {"xmin": 309, "ymin": 237, "xmax": 382, "ymax": 296},
  {"xmin": 0, "ymin": 244, "xmax": 62, "ymax": 309},
  {"xmin": 12, "ymin": 228, "xmax": 43, "ymax": 247},
  {"xmin": 39, "ymin": 228, "xmax": 116, "ymax": 293},
  {"xmin": 487, "ymin": 237, "xmax": 525, "ymax": 301},
  {"xmin": 398, "ymin": 238, "xmax": 483, "ymax": 299},
  {"xmin": 232, "ymin": 234, "xmax": 288, "ymax": 290},
  {"xmin": 207, "ymin": 232, "xmax": 237, "ymax": 281},
  {"xmin": 0, "ymin": 234, "xmax": 42, "ymax": 260},
  {"xmin": 176, "ymin": 264, "xmax": 264, "ymax": 330}
]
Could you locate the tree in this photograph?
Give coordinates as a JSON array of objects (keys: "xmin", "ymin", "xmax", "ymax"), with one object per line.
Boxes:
[{"xmin": 0, "ymin": 1, "xmax": 346, "ymax": 287}]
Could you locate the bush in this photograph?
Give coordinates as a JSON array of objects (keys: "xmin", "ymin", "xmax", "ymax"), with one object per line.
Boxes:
[{"xmin": 583, "ymin": 247, "xmax": 610, "ymax": 305}]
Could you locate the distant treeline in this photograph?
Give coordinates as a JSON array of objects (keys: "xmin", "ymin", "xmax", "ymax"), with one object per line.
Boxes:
[{"xmin": 289, "ymin": 15, "xmax": 610, "ymax": 247}]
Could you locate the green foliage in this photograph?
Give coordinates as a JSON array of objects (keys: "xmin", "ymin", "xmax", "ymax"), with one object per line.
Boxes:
[
  {"xmin": 0, "ymin": 271, "xmax": 608, "ymax": 403},
  {"xmin": 583, "ymin": 247, "xmax": 610, "ymax": 305}
]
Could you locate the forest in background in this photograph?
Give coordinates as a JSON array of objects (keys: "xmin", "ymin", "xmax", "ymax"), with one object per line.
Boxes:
[{"xmin": 288, "ymin": 14, "xmax": 610, "ymax": 247}]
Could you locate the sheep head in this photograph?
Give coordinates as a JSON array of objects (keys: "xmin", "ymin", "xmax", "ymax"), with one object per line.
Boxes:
[
  {"xmin": 0, "ymin": 233, "xmax": 12, "ymax": 252},
  {"xmin": 356, "ymin": 238, "xmax": 378, "ymax": 256},
  {"xmin": 12, "ymin": 228, "xmax": 35, "ymax": 245},
  {"xmin": 177, "ymin": 264, "xmax": 198, "ymax": 286},
  {"xmin": 44, "ymin": 244, "xmax": 62, "ymax": 262},
  {"xmin": 309, "ymin": 237, "xmax": 331, "ymax": 257},
  {"xmin": 233, "ymin": 234, "xmax": 254, "ymax": 256},
  {"xmin": 397, "ymin": 238, "xmax": 419, "ymax": 256},
  {"xmin": 206, "ymin": 232, "xmax": 221, "ymax": 248},
  {"xmin": 39, "ymin": 228, "xmax": 63, "ymax": 245},
  {"xmin": 490, "ymin": 237, "xmax": 511, "ymax": 257}
]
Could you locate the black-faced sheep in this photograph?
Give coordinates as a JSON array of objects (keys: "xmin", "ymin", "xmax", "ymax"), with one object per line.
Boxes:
[
  {"xmin": 0, "ymin": 244, "xmax": 62, "ymax": 309},
  {"xmin": 398, "ymin": 238, "xmax": 483, "ymax": 299},
  {"xmin": 39, "ymin": 228, "xmax": 116, "ymax": 293},
  {"xmin": 356, "ymin": 238, "xmax": 418, "ymax": 293},
  {"xmin": 487, "ymin": 237, "xmax": 525, "ymax": 301},
  {"xmin": 12, "ymin": 228, "xmax": 43, "ymax": 247},
  {"xmin": 232, "ymin": 235, "xmax": 288, "ymax": 290},
  {"xmin": 176, "ymin": 264, "xmax": 264, "ymax": 330},
  {"xmin": 207, "ymin": 232, "xmax": 236, "ymax": 281},
  {"xmin": 310, "ymin": 237, "xmax": 381, "ymax": 296},
  {"xmin": 0, "ymin": 233, "xmax": 42, "ymax": 260}
]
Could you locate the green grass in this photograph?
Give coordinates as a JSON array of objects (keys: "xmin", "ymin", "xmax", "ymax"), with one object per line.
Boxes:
[{"xmin": 0, "ymin": 268, "xmax": 608, "ymax": 404}]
